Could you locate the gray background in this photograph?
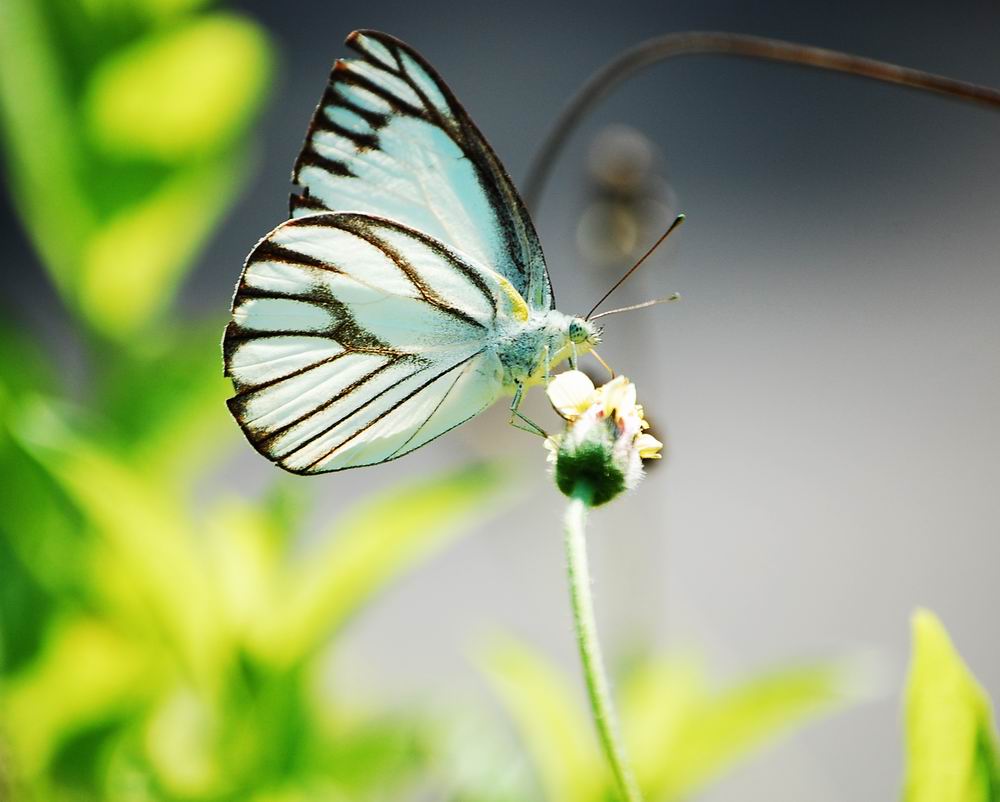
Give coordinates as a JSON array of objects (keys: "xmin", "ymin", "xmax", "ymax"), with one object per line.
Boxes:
[{"xmin": 4, "ymin": 1, "xmax": 1000, "ymax": 799}]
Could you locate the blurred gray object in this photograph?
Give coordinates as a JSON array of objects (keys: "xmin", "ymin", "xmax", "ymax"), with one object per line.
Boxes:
[{"xmin": 576, "ymin": 124, "xmax": 679, "ymax": 265}]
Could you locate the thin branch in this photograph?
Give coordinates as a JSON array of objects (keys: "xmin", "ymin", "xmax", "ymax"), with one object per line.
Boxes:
[{"xmin": 524, "ymin": 31, "xmax": 1000, "ymax": 210}]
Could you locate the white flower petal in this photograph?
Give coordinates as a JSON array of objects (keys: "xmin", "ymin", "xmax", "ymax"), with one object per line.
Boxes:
[
  {"xmin": 635, "ymin": 432, "xmax": 663, "ymax": 459},
  {"xmin": 546, "ymin": 370, "xmax": 596, "ymax": 420},
  {"xmin": 599, "ymin": 375, "xmax": 635, "ymax": 419}
]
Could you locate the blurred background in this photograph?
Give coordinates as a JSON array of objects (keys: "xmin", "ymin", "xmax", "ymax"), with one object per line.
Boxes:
[{"xmin": 2, "ymin": 1, "xmax": 999, "ymax": 800}]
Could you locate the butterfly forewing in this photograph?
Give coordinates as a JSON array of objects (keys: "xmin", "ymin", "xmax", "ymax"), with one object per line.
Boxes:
[
  {"xmin": 225, "ymin": 213, "xmax": 509, "ymax": 473},
  {"xmin": 291, "ymin": 29, "xmax": 553, "ymax": 311}
]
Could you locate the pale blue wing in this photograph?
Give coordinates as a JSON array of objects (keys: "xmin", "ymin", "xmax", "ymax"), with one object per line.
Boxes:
[
  {"xmin": 224, "ymin": 213, "xmax": 507, "ymax": 473},
  {"xmin": 291, "ymin": 29, "xmax": 553, "ymax": 311}
]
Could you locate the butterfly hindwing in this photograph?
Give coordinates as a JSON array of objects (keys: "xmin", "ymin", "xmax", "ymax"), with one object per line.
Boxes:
[
  {"xmin": 291, "ymin": 29, "xmax": 553, "ymax": 312},
  {"xmin": 224, "ymin": 213, "xmax": 510, "ymax": 473}
]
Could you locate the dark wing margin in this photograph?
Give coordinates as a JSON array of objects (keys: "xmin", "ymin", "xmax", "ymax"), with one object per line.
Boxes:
[{"xmin": 290, "ymin": 29, "xmax": 553, "ymax": 310}]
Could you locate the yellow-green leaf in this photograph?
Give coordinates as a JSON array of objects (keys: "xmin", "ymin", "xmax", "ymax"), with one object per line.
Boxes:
[
  {"xmin": 95, "ymin": 323, "xmax": 236, "ymax": 485},
  {"xmin": 77, "ymin": 149, "xmax": 247, "ymax": 336},
  {"xmin": 202, "ymin": 497, "xmax": 282, "ymax": 638},
  {"xmin": 477, "ymin": 635, "xmax": 606, "ymax": 802},
  {"xmin": 0, "ymin": 616, "xmax": 153, "ymax": 777},
  {"xmin": 903, "ymin": 610, "xmax": 1000, "ymax": 802},
  {"xmin": 12, "ymin": 398, "xmax": 229, "ymax": 689},
  {"xmin": 253, "ymin": 463, "xmax": 514, "ymax": 668},
  {"xmin": 136, "ymin": 0, "xmax": 213, "ymax": 20},
  {"xmin": 143, "ymin": 688, "xmax": 224, "ymax": 797},
  {"xmin": 0, "ymin": 0, "xmax": 95, "ymax": 288},
  {"xmin": 481, "ymin": 640, "xmax": 850, "ymax": 802},
  {"xmin": 623, "ymin": 655, "xmax": 848, "ymax": 801},
  {"xmin": 85, "ymin": 14, "xmax": 271, "ymax": 161}
]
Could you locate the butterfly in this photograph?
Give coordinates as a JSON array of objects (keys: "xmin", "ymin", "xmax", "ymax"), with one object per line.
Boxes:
[{"xmin": 223, "ymin": 30, "xmax": 601, "ymax": 474}]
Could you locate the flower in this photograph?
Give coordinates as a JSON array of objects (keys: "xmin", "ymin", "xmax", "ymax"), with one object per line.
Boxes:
[{"xmin": 544, "ymin": 370, "xmax": 663, "ymax": 505}]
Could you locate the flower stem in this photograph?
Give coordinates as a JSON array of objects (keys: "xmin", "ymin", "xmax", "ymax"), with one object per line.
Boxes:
[{"xmin": 564, "ymin": 483, "xmax": 643, "ymax": 802}]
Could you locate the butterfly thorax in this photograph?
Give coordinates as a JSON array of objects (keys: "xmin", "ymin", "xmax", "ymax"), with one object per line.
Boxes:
[{"xmin": 494, "ymin": 310, "xmax": 596, "ymax": 391}]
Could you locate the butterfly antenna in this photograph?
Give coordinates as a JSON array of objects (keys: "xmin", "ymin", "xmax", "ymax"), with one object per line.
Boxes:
[
  {"xmin": 585, "ymin": 213, "xmax": 685, "ymax": 321},
  {"xmin": 588, "ymin": 293, "xmax": 681, "ymax": 321}
]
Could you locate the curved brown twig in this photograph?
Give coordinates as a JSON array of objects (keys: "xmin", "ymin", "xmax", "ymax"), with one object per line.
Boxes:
[{"xmin": 523, "ymin": 31, "xmax": 1000, "ymax": 210}]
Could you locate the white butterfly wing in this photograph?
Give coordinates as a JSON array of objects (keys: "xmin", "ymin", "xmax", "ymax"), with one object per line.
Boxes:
[
  {"xmin": 224, "ymin": 213, "xmax": 514, "ymax": 473},
  {"xmin": 291, "ymin": 29, "xmax": 553, "ymax": 311}
]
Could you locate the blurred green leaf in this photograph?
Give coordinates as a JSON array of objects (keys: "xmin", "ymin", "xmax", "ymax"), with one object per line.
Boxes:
[
  {"xmin": 622, "ymin": 653, "xmax": 849, "ymax": 800},
  {"xmin": 0, "ymin": 439, "xmax": 84, "ymax": 669},
  {"xmin": 0, "ymin": 1, "xmax": 272, "ymax": 339},
  {"xmin": 254, "ymin": 464, "xmax": 514, "ymax": 669},
  {"xmin": 903, "ymin": 609, "xmax": 1000, "ymax": 802},
  {"xmin": 202, "ymin": 497, "xmax": 283, "ymax": 638},
  {"xmin": 76, "ymin": 0, "xmax": 216, "ymax": 30},
  {"xmin": 78, "ymin": 149, "xmax": 251, "ymax": 337},
  {"xmin": 142, "ymin": 687, "xmax": 224, "ymax": 797},
  {"xmin": 481, "ymin": 637, "xmax": 851, "ymax": 802},
  {"xmin": 0, "ymin": 532, "xmax": 53, "ymax": 673},
  {"xmin": 146, "ymin": 0, "xmax": 212, "ymax": 16},
  {"xmin": 312, "ymin": 716, "xmax": 426, "ymax": 798},
  {"xmin": 259, "ymin": 479, "xmax": 311, "ymax": 549},
  {"xmin": 85, "ymin": 14, "xmax": 271, "ymax": 162},
  {"xmin": 197, "ymin": 485, "xmax": 309, "ymax": 636},
  {"xmin": 4, "ymin": 384, "xmax": 518, "ymax": 799},
  {"xmin": 477, "ymin": 636, "xmax": 606, "ymax": 802},
  {"xmin": 0, "ymin": 0, "xmax": 94, "ymax": 289},
  {"xmin": 95, "ymin": 322, "xmax": 235, "ymax": 485},
  {"xmin": 0, "ymin": 330, "xmax": 87, "ymax": 671},
  {"xmin": 0, "ymin": 323, "xmax": 55, "ymax": 401},
  {"xmin": 12, "ymin": 397, "xmax": 229, "ymax": 688},
  {"xmin": 0, "ymin": 435, "xmax": 87, "ymax": 606},
  {"xmin": 1, "ymin": 616, "xmax": 153, "ymax": 778}
]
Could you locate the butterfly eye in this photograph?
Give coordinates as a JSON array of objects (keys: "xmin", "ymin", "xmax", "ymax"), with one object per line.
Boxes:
[{"xmin": 569, "ymin": 319, "xmax": 590, "ymax": 344}]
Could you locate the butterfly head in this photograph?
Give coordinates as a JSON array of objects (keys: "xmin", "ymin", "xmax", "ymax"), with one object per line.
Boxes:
[{"xmin": 568, "ymin": 317, "xmax": 601, "ymax": 348}]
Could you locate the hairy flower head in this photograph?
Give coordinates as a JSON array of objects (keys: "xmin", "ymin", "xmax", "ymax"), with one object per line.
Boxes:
[{"xmin": 544, "ymin": 370, "xmax": 662, "ymax": 505}]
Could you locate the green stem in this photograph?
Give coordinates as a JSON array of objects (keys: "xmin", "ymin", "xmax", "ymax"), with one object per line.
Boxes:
[{"xmin": 564, "ymin": 483, "xmax": 643, "ymax": 802}]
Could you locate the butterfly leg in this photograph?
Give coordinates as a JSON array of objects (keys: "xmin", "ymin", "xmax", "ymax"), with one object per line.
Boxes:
[
  {"xmin": 590, "ymin": 348, "xmax": 616, "ymax": 380},
  {"xmin": 509, "ymin": 383, "xmax": 548, "ymax": 438}
]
